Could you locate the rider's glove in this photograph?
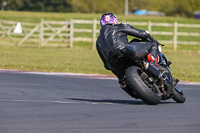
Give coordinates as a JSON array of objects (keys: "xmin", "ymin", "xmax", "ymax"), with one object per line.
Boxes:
[{"xmin": 144, "ymin": 30, "xmax": 159, "ymax": 44}]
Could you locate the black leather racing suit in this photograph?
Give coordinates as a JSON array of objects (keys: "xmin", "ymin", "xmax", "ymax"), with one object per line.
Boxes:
[{"xmin": 96, "ymin": 23, "xmax": 158, "ymax": 80}]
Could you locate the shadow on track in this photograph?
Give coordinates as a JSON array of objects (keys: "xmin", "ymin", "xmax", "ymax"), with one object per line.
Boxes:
[
  {"xmin": 65, "ymin": 98, "xmax": 175, "ymax": 105},
  {"xmin": 65, "ymin": 98, "xmax": 143, "ymax": 105}
]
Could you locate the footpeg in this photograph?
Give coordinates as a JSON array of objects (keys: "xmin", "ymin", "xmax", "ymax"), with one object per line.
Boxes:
[
  {"xmin": 166, "ymin": 61, "xmax": 172, "ymax": 66},
  {"xmin": 175, "ymin": 79, "xmax": 179, "ymax": 84},
  {"xmin": 119, "ymin": 80, "xmax": 127, "ymax": 88}
]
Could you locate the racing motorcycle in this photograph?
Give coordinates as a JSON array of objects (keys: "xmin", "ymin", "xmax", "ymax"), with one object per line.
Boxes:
[{"xmin": 119, "ymin": 40, "xmax": 186, "ymax": 105}]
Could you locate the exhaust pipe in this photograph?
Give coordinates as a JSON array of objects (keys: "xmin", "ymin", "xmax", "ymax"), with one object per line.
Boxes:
[{"xmin": 143, "ymin": 61, "xmax": 161, "ymax": 78}]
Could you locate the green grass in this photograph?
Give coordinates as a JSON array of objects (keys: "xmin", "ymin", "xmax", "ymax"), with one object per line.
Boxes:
[
  {"xmin": 0, "ymin": 45, "xmax": 199, "ymax": 82},
  {"xmin": 1, "ymin": 11, "xmax": 199, "ymax": 24},
  {"xmin": 163, "ymin": 50, "xmax": 200, "ymax": 82},
  {"xmin": 0, "ymin": 45, "xmax": 112, "ymax": 75}
]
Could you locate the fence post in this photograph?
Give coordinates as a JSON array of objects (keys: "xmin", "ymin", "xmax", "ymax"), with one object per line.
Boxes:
[
  {"xmin": 173, "ymin": 21, "xmax": 178, "ymax": 51},
  {"xmin": 148, "ymin": 21, "xmax": 152, "ymax": 33},
  {"xmin": 39, "ymin": 19, "xmax": 44, "ymax": 47},
  {"xmin": 92, "ymin": 19, "xmax": 97, "ymax": 50},
  {"xmin": 69, "ymin": 19, "xmax": 74, "ymax": 48}
]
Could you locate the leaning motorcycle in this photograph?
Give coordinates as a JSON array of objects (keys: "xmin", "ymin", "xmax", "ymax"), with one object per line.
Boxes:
[{"xmin": 120, "ymin": 40, "xmax": 186, "ymax": 105}]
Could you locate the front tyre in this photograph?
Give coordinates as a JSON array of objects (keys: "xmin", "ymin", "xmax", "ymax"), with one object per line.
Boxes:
[
  {"xmin": 172, "ymin": 85, "xmax": 186, "ymax": 103},
  {"xmin": 125, "ymin": 66, "xmax": 161, "ymax": 105}
]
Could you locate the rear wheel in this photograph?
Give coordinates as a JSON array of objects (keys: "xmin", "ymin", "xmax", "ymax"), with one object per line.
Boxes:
[{"xmin": 125, "ymin": 66, "xmax": 161, "ymax": 105}]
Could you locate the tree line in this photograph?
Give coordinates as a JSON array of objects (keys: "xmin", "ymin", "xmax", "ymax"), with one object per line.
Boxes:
[{"xmin": 1, "ymin": 0, "xmax": 200, "ymax": 17}]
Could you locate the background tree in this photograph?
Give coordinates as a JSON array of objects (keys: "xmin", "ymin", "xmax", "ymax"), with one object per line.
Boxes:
[
  {"xmin": 130, "ymin": 0, "xmax": 200, "ymax": 17},
  {"xmin": 172, "ymin": 0, "xmax": 200, "ymax": 17},
  {"xmin": 0, "ymin": 0, "xmax": 72, "ymax": 12},
  {"xmin": 70, "ymin": 0, "xmax": 125, "ymax": 14},
  {"xmin": 0, "ymin": 0, "xmax": 200, "ymax": 17}
]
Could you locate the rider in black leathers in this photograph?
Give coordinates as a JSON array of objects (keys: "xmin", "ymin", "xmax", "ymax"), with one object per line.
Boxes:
[{"xmin": 96, "ymin": 13, "xmax": 159, "ymax": 83}]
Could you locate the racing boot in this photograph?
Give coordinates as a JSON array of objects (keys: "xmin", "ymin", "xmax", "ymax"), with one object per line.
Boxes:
[
  {"xmin": 147, "ymin": 53, "xmax": 160, "ymax": 68},
  {"xmin": 147, "ymin": 53, "xmax": 170, "ymax": 78}
]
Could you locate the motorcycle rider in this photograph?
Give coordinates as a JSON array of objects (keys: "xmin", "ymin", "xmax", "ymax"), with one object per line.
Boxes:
[{"xmin": 96, "ymin": 13, "xmax": 160, "ymax": 93}]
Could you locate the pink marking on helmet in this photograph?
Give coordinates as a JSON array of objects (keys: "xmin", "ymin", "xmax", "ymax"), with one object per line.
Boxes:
[{"xmin": 100, "ymin": 13, "xmax": 118, "ymax": 27}]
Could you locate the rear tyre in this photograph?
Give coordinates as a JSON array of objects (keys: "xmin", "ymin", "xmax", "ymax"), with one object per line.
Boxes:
[{"xmin": 125, "ymin": 66, "xmax": 161, "ymax": 105}]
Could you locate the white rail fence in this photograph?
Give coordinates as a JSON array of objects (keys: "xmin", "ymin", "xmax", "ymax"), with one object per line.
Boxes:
[
  {"xmin": 0, "ymin": 19, "xmax": 72, "ymax": 47},
  {"xmin": 0, "ymin": 19, "xmax": 200, "ymax": 50}
]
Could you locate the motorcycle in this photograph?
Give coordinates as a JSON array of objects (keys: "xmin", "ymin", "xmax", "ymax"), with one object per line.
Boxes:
[{"xmin": 119, "ymin": 40, "xmax": 186, "ymax": 105}]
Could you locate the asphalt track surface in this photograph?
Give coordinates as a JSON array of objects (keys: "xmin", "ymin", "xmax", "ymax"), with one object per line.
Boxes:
[{"xmin": 0, "ymin": 70, "xmax": 200, "ymax": 133}]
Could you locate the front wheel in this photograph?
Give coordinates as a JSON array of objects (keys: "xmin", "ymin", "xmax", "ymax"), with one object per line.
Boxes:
[
  {"xmin": 172, "ymin": 85, "xmax": 186, "ymax": 103},
  {"xmin": 125, "ymin": 66, "xmax": 161, "ymax": 105}
]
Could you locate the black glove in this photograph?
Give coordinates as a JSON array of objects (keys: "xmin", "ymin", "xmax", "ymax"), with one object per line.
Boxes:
[
  {"xmin": 150, "ymin": 37, "xmax": 159, "ymax": 44},
  {"xmin": 143, "ymin": 30, "xmax": 159, "ymax": 44}
]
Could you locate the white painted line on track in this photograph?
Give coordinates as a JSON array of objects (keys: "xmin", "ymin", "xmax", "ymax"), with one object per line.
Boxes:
[
  {"xmin": 0, "ymin": 99, "xmax": 121, "ymax": 105},
  {"xmin": 0, "ymin": 69, "xmax": 200, "ymax": 85},
  {"xmin": 0, "ymin": 69, "xmax": 117, "ymax": 80}
]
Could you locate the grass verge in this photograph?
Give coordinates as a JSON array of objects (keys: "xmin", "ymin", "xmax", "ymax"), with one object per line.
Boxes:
[{"xmin": 0, "ymin": 45, "xmax": 199, "ymax": 82}]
